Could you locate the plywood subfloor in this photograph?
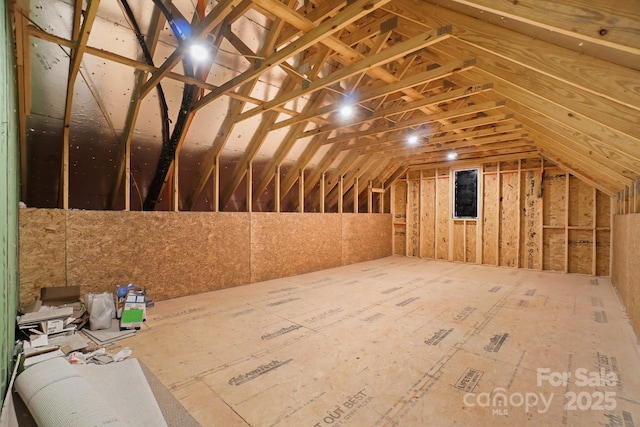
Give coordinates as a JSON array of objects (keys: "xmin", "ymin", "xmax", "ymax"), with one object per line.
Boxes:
[{"xmin": 114, "ymin": 257, "xmax": 640, "ymax": 426}]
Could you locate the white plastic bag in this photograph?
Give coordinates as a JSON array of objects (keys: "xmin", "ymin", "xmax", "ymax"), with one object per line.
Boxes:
[{"xmin": 86, "ymin": 292, "xmax": 115, "ymax": 331}]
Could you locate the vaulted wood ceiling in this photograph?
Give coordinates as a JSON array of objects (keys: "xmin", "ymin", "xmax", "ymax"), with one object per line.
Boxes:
[{"xmin": 11, "ymin": 0, "xmax": 640, "ymax": 211}]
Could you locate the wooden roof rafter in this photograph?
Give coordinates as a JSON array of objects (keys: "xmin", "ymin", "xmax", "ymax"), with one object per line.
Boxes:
[
  {"xmin": 191, "ymin": 0, "xmax": 394, "ymax": 112},
  {"xmin": 108, "ymin": 7, "xmax": 166, "ymax": 210},
  {"xmin": 186, "ymin": 0, "xmax": 298, "ymax": 210},
  {"xmin": 234, "ymin": 26, "xmax": 453, "ymax": 122},
  {"xmin": 60, "ymin": 0, "xmax": 101, "ymax": 209},
  {"xmin": 321, "ymin": 99, "xmax": 506, "ymax": 146},
  {"xmin": 137, "ymin": 0, "xmax": 244, "ymax": 100},
  {"xmin": 299, "ymin": 77, "xmax": 487, "ymax": 140},
  {"xmin": 252, "ymin": 87, "xmax": 333, "ymax": 204}
]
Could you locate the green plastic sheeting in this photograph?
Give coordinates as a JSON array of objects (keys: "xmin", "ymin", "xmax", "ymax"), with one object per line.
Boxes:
[{"xmin": 0, "ymin": 0, "xmax": 20, "ymax": 405}]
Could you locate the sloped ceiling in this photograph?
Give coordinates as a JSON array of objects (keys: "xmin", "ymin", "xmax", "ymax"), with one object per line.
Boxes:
[{"xmin": 11, "ymin": 0, "xmax": 640, "ymax": 211}]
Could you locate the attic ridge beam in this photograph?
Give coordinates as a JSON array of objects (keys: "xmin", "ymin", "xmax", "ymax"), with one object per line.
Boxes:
[
  {"xmin": 138, "ymin": 0, "xmax": 242, "ymax": 99},
  {"xmin": 252, "ymin": 0, "xmax": 452, "ymax": 128},
  {"xmin": 272, "ymin": 58, "xmax": 476, "ymax": 131},
  {"xmin": 60, "ymin": 0, "xmax": 101, "ymax": 209},
  {"xmin": 236, "ymin": 26, "xmax": 452, "ymax": 123},
  {"xmin": 322, "ymin": 99, "xmax": 506, "ymax": 145},
  {"xmin": 191, "ymin": 0, "xmax": 393, "ymax": 112}
]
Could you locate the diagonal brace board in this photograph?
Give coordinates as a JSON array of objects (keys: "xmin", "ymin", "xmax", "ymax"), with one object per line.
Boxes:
[
  {"xmin": 191, "ymin": 0, "xmax": 394, "ymax": 112},
  {"xmin": 235, "ymin": 26, "xmax": 452, "ymax": 123}
]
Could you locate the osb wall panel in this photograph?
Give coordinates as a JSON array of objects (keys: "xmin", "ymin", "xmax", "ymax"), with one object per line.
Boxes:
[
  {"xmin": 543, "ymin": 229, "xmax": 565, "ymax": 272},
  {"xmin": 342, "ymin": 214, "xmax": 392, "ymax": 265},
  {"xmin": 568, "ymin": 230, "xmax": 593, "ymax": 274},
  {"xmin": 568, "ymin": 176, "xmax": 594, "ymax": 227},
  {"xmin": 393, "ymin": 181, "xmax": 407, "ymax": 256},
  {"xmin": 499, "ymin": 172, "xmax": 519, "ymax": 267},
  {"xmin": 19, "ymin": 209, "xmax": 66, "ymax": 304},
  {"xmin": 596, "ymin": 230, "xmax": 610, "ymax": 276},
  {"xmin": 251, "ymin": 213, "xmax": 342, "ymax": 283},
  {"xmin": 543, "ymin": 170, "xmax": 566, "ymax": 227},
  {"xmin": 612, "ymin": 216, "xmax": 629, "ymax": 305},
  {"xmin": 393, "ymin": 159, "xmax": 609, "ymax": 276},
  {"xmin": 406, "ymin": 180, "xmax": 420, "ymax": 257},
  {"xmin": 436, "ymin": 176, "xmax": 450, "ymax": 260},
  {"xmin": 500, "ymin": 160, "xmax": 519, "ymax": 171},
  {"xmin": 520, "ymin": 158, "xmax": 542, "ymax": 169},
  {"xmin": 596, "ymin": 191, "xmax": 611, "ymax": 227},
  {"xmin": 420, "ymin": 178, "xmax": 435, "ymax": 259},
  {"xmin": 482, "ymin": 173, "xmax": 498, "ymax": 265},
  {"xmin": 393, "ymin": 226, "xmax": 407, "ymax": 256},
  {"xmin": 66, "ymin": 211, "xmax": 251, "ymax": 301},
  {"xmin": 520, "ymin": 171, "xmax": 542, "ymax": 269},
  {"xmin": 465, "ymin": 221, "xmax": 476, "ymax": 263},
  {"xmin": 393, "ymin": 181, "xmax": 407, "ymax": 223},
  {"xmin": 612, "ymin": 214, "xmax": 640, "ymax": 339},
  {"xmin": 453, "ymin": 221, "xmax": 464, "ymax": 262}
]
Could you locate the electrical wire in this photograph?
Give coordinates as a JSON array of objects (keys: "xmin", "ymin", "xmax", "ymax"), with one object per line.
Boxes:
[
  {"xmin": 118, "ymin": 0, "xmax": 171, "ymax": 187},
  {"xmin": 142, "ymin": 0, "xmax": 200, "ymax": 210}
]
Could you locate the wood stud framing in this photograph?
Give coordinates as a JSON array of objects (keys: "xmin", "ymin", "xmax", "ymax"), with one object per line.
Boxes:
[
  {"xmin": 392, "ymin": 156, "xmax": 613, "ymax": 276},
  {"xmin": 13, "ymin": 0, "xmax": 640, "ymax": 218}
]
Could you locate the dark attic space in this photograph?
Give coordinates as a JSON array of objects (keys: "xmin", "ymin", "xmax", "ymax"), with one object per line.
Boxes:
[{"xmin": 1, "ymin": 0, "xmax": 640, "ymax": 425}]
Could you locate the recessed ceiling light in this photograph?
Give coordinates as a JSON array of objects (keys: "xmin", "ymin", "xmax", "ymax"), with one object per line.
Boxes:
[
  {"xmin": 339, "ymin": 105, "xmax": 354, "ymax": 118},
  {"xmin": 189, "ymin": 42, "xmax": 210, "ymax": 62},
  {"xmin": 407, "ymin": 135, "xmax": 419, "ymax": 145},
  {"xmin": 447, "ymin": 151, "xmax": 458, "ymax": 160}
]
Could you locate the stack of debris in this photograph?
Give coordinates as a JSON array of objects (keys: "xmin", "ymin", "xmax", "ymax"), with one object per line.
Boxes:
[
  {"xmin": 5, "ymin": 286, "xmax": 198, "ymax": 427},
  {"xmin": 17, "ymin": 286, "xmax": 90, "ymax": 367},
  {"xmin": 16, "ymin": 285, "xmax": 151, "ymax": 368}
]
